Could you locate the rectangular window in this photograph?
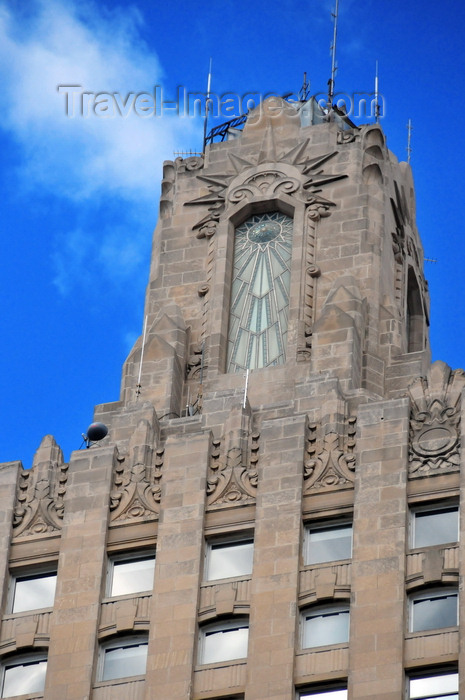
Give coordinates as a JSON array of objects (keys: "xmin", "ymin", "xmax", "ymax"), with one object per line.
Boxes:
[
  {"xmin": 410, "ymin": 590, "xmax": 458, "ymax": 632},
  {"xmin": 101, "ymin": 636, "xmax": 148, "ymax": 681},
  {"xmin": 409, "ymin": 671, "xmax": 458, "ymax": 699},
  {"xmin": 107, "ymin": 552, "xmax": 155, "ymax": 597},
  {"xmin": 1, "ymin": 655, "xmax": 47, "ymax": 697},
  {"xmin": 304, "ymin": 522, "xmax": 352, "ymax": 565},
  {"xmin": 302, "ymin": 605, "xmax": 350, "ymax": 648},
  {"xmin": 200, "ymin": 620, "xmax": 249, "ymax": 665},
  {"xmin": 411, "ymin": 505, "xmax": 459, "ymax": 548},
  {"xmin": 300, "ymin": 689, "xmax": 347, "ymax": 699},
  {"xmin": 205, "ymin": 537, "xmax": 253, "ymax": 581},
  {"xmin": 11, "ymin": 571, "xmax": 57, "ymax": 613}
]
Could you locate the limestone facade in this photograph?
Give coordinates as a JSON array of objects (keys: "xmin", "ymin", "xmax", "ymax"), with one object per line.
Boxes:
[{"xmin": 0, "ymin": 97, "xmax": 462, "ymax": 700}]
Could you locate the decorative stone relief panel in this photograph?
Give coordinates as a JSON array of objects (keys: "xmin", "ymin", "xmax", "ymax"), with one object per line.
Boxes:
[
  {"xmin": 99, "ymin": 596, "xmax": 151, "ymax": 637},
  {"xmin": 184, "ymin": 139, "xmax": 347, "ymax": 234},
  {"xmin": 297, "ymin": 210, "xmax": 320, "ymax": 361},
  {"xmin": 13, "ymin": 435, "xmax": 68, "ymax": 537},
  {"xmin": 207, "ymin": 401, "xmax": 258, "ymax": 508},
  {"xmin": 408, "ymin": 361, "xmax": 465, "ymax": 478},
  {"xmin": 299, "ymin": 562, "xmax": 351, "ymax": 606},
  {"xmin": 110, "ymin": 419, "xmax": 162, "ymax": 522},
  {"xmin": 303, "ymin": 418, "xmax": 356, "ymax": 493},
  {"xmin": 0, "ymin": 612, "xmax": 52, "ymax": 654}
]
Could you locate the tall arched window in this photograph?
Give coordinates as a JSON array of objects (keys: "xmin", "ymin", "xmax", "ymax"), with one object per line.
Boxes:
[{"xmin": 227, "ymin": 211, "xmax": 293, "ymax": 372}]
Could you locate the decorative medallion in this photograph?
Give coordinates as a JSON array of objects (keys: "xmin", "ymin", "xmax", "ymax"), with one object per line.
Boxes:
[{"xmin": 408, "ymin": 361, "xmax": 465, "ymax": 478}]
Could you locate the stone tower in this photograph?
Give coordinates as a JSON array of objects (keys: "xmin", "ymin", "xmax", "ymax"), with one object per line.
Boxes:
[{"xmin": 0, "ymin": 97, "xmax": 462, "ymax": 700}]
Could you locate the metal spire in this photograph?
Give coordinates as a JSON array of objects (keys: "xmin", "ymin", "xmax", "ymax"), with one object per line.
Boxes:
[
  {"xmin": 202, "ymin": 58, "xmax": 213, "ymax": 153},
  {"xmin": 407, "ymin": 119, "xmax": 412, "ymax": 164},
  {"xmin": 328, "ymin": 0, "xmax": 339, "ymax": 109},
  {"xmin": 374, "ymin": 60, "xmax": 380, "ymax": 123},
  {"xmin": 135, "ymin": 315, "xmax": 148, "ymax": 399}
]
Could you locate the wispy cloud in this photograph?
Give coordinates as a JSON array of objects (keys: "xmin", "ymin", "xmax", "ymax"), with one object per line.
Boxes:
[{"xmin": 0, "ymin": 0, "xmax": 200, "ymax": 292}]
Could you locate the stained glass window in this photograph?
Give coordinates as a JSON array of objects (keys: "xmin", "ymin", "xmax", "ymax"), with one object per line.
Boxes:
[{"xmin": 227, "ymin": 211, "xmax": 293, "ymax": 372}]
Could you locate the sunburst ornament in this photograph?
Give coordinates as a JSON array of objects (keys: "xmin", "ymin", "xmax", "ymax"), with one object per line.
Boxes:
[{"xmin": 184, "ymin": 131, "xmax": 348, "ymax": 235}]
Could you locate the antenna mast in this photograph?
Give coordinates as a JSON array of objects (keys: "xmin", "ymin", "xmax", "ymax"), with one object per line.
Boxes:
[
  {"xmin": 374, "ymin": 60, "xmax": 380, "ymax": 123},
  {"xmin": 299, "ymin": 71, "xmax": 310, "ymax": 102},
  {"xmin": 202, "ymin": 58, "xmax": 213, "ymax": 153},
  {"xmin": 328, "ymin": 0, "xmax": 340, "ymax": 109},
  {"xmin": 135, "ymin": 315, "xmax": 148, "ymax": 399},
  {"xmin": 407, "ymin": 119, "xmax": 412, "ymax": 164}
]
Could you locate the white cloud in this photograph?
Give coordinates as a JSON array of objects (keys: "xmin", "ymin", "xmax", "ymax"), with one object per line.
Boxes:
[{"xmin": 0, "ymin": 0, "xmax": 201, "ymax": 293}]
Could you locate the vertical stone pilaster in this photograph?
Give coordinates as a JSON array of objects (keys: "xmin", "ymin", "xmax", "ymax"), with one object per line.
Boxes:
[
  {"xmin": 246, "ymin": 414, "xmax": 306, "ymax": 700},
  {"xmin": 349, "ymin": 399, "xmax": 409, "ymax": 698},
  {"xmin": 45, "ymin": 446, "xmax": 115, "ymax": 700},
  {"xmin": 458, "ymin": 388, "xmax": 465, "ymax": 697},
  {"xmin": 0, "ymin": 462, "xmax": 21, "ymax": 609},
  {"xmin": 144, "ymin": 432, "xmax": 210, "ymax": 700}
]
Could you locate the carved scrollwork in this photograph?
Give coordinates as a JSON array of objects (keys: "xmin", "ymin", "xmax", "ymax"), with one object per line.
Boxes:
[
  {"xmin": 175, "ymin": 155, "xmax": 204, "ymax": 172},
  {"xmin": 337, "ymin": 130, "xmax": 358, "ymax": 144},
  {"xmin": 195, "ymin": 220, "xmax": 218, "ymax": 239},
  {"xmin": 409, "ymin": 402, "xmax": 459, "ymax": 475},
  {"xmin": 13, "ymin": 435, "xmax": 68, "ymax": 537},
  {"xmin": 408, "ymin": 362, "xmax": 465, "ymax": 478},
  {"xmin": 110, "ymin": 419, "xmax": 162, "ymax": 522},
  {"xmin": 304, "ymin": 420, "xmax": 356, "ymax": 493},
  {"xmin": 392, "ymin": 230, "xmax": 404, "ymax": 263},
  {"xmin": 207, "ymin": 430, "xmax": 259, "ymax": 507},
  {"xmin": 110, "ymin": 449, "xmax": 163, "ymax": 521},
  {"xmin": 186, "ymin": 344, "xmax": 204, "ymax": 378},
  {"xmin": 228, "ymin": 171, "xmax": 300, "ymax": 203}
]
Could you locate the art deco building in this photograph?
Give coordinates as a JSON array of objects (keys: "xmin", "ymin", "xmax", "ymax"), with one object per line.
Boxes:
[{"xmin": 0, "ymin": 96, "xmax": 462, "ymax": 700}]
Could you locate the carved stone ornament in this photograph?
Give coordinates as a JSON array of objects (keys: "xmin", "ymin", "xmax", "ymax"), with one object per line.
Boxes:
[
  {"xmin": 207, "ymin": 431, "xmax": 259, "ymax": 507},
  {"xmin": 110, "ymin": 420, "xmax": 162, "ymax": 522},
  {"xmin": 337, "ymin": 129, "xmax": 359, "ymax": 144},
  {"xmin": 175, "ymin": 155, "xmax": 204, "ymax": 172},
  {"xmin": 184, "ymin": 141, "xmax": 347, "ymax": 232},
  {"xmin": 186, "ymin": 344, "xmax": 204, "ymax": 379},
  {"xmin": 408, "ymin": 361, "xmax": 465, "ymax": 478},
  {"xmin": 228, "ymin": 170, "xmax": 300, "ymax": 203},
  {"xmin": 13, "ymin": 435, "xmax": 68, "ymax": 537},
  {"xmin": 304, "ymin": 420, "xmax": 356, "ymax": 492}
]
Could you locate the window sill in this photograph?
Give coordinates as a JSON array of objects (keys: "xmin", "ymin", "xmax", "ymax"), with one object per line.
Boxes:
[
  {"xmin": 301, "ymin": 559, "xmax": 352, "ymax": 570},
  {"xmin": 406, "ymin": 626, "xmax": 458, "ymax": 638},
  {"xmin": 93, "ymin": 674, "xmax": 145, "ymax": 688},
  {"xmin": 3, "ymin": 607, "xmax": 54, "ymax": 619},
  {"xmin": 201, "ymin": 575, "xmax": 252, "ymax": 586},
  {"xmin": 101, "ymin": 591, "xmax": 152, "ymax": 603},
  {"xmin": 195, "ymin": 657, "xmax": 247, "ymax": 671},
  {"xmin": 297, "ymin": 643, "xmax": 349, "ymax": 654}
]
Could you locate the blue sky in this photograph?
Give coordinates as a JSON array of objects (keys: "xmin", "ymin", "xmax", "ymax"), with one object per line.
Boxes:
[{"xmin": 1, "ymin": 0, "xmax": 464, "ymax": 467}]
